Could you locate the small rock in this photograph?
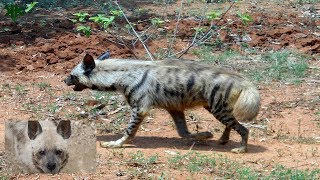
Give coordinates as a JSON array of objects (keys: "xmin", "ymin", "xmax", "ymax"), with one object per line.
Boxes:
[
  {"xmin": 259, "ymin": 138, "xmax": 267, "ymax": 142},
  {"xmin": 136, "ymin": 24, "xmax": 144, "ymax": 31},
  {"xmin": 164, "ymin": 150, "xmax": 178, "ymax": 155},
  {"xmin": 26, "ymin": 65, "xmax": 34, "ymax": 71},
  {"xmin": 85, "ymin": 100, "xmax": 99, "ymax": 106},
  {"xmin": 242, "ymin": 34, "xmax": 252, "ymax": 42}
]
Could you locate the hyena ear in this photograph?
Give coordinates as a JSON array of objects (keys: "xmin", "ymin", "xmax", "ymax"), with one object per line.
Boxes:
[
  {"xmin": 97, "ymin": 50, "xmax": 110, "ymax": 60},
  {"xmin": 82, "ymin": 54, "xmax": 96, "ymax": 73},
  {"xmin": 28, "ymin": 121, "xmax": 43, "ymax": 140},
  {"xmin": 56, "ymin": 120, "xmax": 71, "ymax": 139}
]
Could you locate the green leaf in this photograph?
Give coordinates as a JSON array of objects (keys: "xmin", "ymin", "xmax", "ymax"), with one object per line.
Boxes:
[
  {"xmin": 102, "ymin": 16, "xmax": 115, "ymax": 28},
  {"xmin": 70, "ymin": 19, "xmax": 77, "ymax": 23},
  {"xmin": 151, "ymin": 17, "xmax": 164, "ymax": 26},
  {"xmin": 73, "ymin": 12, "xmax": 89, "ymax": 17},
  {"xmin": 110, "ymin": 10, "xmax": 122, "ymax": 17},
  {"xmin": 4, "ymin": 4, "xmax": 25, "ymax": 22},
  {"xmin": 73, "ymin": 12, "xmax": 89, "ymax": 22},
  {"xmin": 25, "ymin": 1, "xmax": 38, "ymax": 13},
  {"xmin": 89, "ymin": 14, "xmax": 115, "ymax": 29},
  {"xmin": 193, "ymin": 27, "xmax": 206, "ymax": 33},
  {"xmin": 207, "ymin": 11, "xmax": 221, "ymax": 20},
  {"xmin": 238, "ymin": 13, "xmax": 253, "ymax": 25},
  {"xmin": 89, "ymin": 14, "xmax": 106, "ymax": 23},
  {"xmin": 77, "ymin": 25, "xmax": 91, "ymax": 37}
]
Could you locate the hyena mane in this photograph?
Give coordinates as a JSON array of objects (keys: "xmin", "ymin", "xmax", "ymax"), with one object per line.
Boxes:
[{"xmin": 65, "ymin": 54, "xmax": 260, "ymax": 153}]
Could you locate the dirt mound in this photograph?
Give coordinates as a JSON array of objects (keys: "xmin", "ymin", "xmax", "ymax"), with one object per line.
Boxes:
[
  {"xmin": 165, "ymin": 12, "xmax": 320, "ymax": 54},
  {"xmin": 0, "ymin": 3, "xmax": 319, "ymax": 74},
  {"xmin": 0, "ymin": 33, "xmax": 133, "ymax": 73}
]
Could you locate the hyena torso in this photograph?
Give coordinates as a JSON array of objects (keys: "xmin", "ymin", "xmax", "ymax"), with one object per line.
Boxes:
[
  {"xmin": 5, "ymin": 120, "xmax": 71, "ymax": 174},
  {"xmin": 65, "ymin": 54, "xmax": 260, "ymax": 153}
]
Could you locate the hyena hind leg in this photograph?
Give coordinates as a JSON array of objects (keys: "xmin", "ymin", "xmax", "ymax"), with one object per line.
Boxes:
[
  {"xmin": 231, "ymin": 122, "xmax": 249, "ymax": 153},
  {"xmin": 100, "ymin": 107, "xmax": 146, "ymax": 148},
  {"xmin": 216, "ymin": 114, "xmax": 249, "ymax": 153},
  {"xmin": 168, "ymin": 110, "xmax": 213, "ymax": 140}
]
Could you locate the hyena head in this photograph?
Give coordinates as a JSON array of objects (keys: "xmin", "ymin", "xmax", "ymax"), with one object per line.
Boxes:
[
  {"xmin": 64, "ymin": 51, "xmax": 110, "ymax": 91},
  {"xmin": 28, "ymin": 120, "xmax": 71, "ymax": 174}
]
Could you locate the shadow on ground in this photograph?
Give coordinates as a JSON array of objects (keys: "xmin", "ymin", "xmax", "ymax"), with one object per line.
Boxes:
[{"xmin": 97, "ymin": 135, "xmax": 267, "ymax": 153}]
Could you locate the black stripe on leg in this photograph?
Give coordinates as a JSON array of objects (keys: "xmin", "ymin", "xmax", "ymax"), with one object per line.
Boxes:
[
  {"xmin": 214, "ymin": 94, "xmax": 223, "ymax": 110},
  {"xmin": 233, "ymin": 123, "xmax": 249, "ymax": 137},
  {"xmin": 215, "ymin": 113, "xmax": 237, "ymax": 127},
  {"xmin": 214, "ymin": 82, "xmax": 233, "ymax": 114},
  {"xmin": 127, "ymin": 69, "xmax": 150, "ymax": 103},
  {"xmin": 221, "ymin": 117, "xmax": 236, "ymax": 126},
  {"xmin": 214, "ymin": 109, "xmax": 232, "ymax": 120}
]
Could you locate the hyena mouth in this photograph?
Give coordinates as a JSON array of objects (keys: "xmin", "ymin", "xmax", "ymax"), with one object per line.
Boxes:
[
  {"xmin": 64, "ymin": 75, "xmax": 88, "ymax": 91},
  {"xmin": 72, "ymin": 84, "xmax": 88, "ymax": 91}
]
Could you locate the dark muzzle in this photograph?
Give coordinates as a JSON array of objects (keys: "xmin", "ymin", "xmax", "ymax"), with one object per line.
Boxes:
[{"xmin": 64, "ymin": 75, "xmax": 87, "ymax": 91}]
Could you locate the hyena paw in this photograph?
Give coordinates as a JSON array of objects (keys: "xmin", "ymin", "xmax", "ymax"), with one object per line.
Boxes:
[
  {"xmin": 100, "ymin": 141, "xmax": 123, "ymax": 148},
  {"xmin": 231, "ymin": 147, "xmax": 247, "ymax": 154},
  {"xmin": 191, "ymin": 131, "xmax": 213, "ymax": 140},
  {"xmin": 218, "ymin": 138, "xmax": 229, "ymax": 145}
]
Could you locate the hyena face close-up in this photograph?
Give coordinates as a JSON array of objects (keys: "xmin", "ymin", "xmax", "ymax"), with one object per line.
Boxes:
[
  {"xmin": 28, "ymin": 120, "xmax": 71, "ymax": 174},
  {"xmin": 65, "ymin": 52, "xmax": 260, "ymax": 153},
  {"xmin": 5, "ymin": 120, "xmax": 71, "ymax": 174}
]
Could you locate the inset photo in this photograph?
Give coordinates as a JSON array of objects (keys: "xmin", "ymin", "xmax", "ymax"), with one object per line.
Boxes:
[{"xmin": 5, "ymin": 119, "xmax": 96, "ymax": 174}]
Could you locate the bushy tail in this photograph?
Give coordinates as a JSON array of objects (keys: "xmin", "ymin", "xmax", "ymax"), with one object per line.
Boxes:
[{"xmin": 233, "ymin": 82, "xmax": 260, "ymax": 122}]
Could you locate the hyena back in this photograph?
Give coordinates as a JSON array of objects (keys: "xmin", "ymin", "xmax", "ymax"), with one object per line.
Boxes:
[{"xmin": 65, "ymin": 54, "xmax": 260, "ymax": 153}]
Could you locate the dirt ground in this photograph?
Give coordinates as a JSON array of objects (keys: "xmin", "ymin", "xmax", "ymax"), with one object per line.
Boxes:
[{"xmin": 0, "ymin": 0, "xmax": 320, "ymax": 179}]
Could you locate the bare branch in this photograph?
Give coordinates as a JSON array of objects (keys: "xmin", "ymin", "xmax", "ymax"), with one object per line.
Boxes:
[
  {"xmin": 104, "ymin": 29, "xmax": 139, "ymax": 59},
  {"xmin": 132, "ymin": 25, "xmax": 155, "ymax": 45},
  {"xmin": 167, "ymin": 0, "xmax": 184, "ymax": 57},
  {"xmin": 169, "ymin": 20, "xmax": 236, "ymax": 58},
  {"xmin": 114, "ymin": 1, "xmax": 155, "ymax": 61},
  {"xmin": 176, "ymin": 1, "xmax": 236, "ymax": 58},
  {"xmin": 241, "ymin": 123, "xmax": 267, "ymax": 130}
]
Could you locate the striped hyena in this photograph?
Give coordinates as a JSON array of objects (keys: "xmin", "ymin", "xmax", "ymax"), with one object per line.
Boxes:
[
  {"xmin": 64, "ymin": 53, "xmax": 260, "ymax": 153},
  {"xmin": 5, "ymin": 120, "xmax": 71, "ymax": 174}
]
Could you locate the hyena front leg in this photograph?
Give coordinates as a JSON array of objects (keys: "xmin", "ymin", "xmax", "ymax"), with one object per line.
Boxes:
[
  {"xmin": 100, "ymin": 107, "xmax": 147, "ymax": 148},
  {"xmin": 218, "ymin": 126, "xmax": 231, "ymax": 145},
  {"xmin": 168, "ymin": 110, "xmax": 213, "ymax": 140}
]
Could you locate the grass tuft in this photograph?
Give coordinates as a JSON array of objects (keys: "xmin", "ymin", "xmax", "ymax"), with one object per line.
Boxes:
[{"xmin": 249, "ymin": 50, "xmax": 309, "ymax": 83}]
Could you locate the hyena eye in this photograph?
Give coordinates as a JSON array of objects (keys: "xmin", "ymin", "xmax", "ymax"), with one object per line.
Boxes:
[
  {"xmin": 55, "ymin": 150, "xmax": 62, "ymax": 155},
  {"xmin": 38, "ymin": 150, "xmax": 46, "ymax": 155}
]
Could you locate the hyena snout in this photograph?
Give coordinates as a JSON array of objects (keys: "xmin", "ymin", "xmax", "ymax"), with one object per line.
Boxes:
[
  {"xmin": 47, "ymin": 162, "xmax": 56, "ymax": 172},
  {"xmin": 64, "ymin": 75, "xmax": 87, "ymax": 91},
  {"xmin": 63, "ymin": 76, "xmax": 74, "ymax": 86}
]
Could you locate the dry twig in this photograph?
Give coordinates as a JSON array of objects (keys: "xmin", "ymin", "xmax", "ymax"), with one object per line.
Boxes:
[
  {"xmin": 104, "ymin": 29, "xmax": 139, "ymax": 59},
  {"xmin": 167, "ymin": 0, "xmax": 184, "ymax": 57},
  {"xmin": 176, "ymin": 1, "xmax": 236, "ymax": 58},
  {"xmin": 114, "ymin": 1, "xmax": 155, "ymax": 61}
]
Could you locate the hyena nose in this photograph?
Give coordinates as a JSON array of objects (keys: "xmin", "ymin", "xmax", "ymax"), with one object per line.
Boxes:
[{"xmin": 47, "ymin": 163, "xmax": 56, "ymax": 171}]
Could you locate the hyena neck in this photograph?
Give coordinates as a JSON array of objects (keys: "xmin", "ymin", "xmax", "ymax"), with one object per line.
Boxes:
[{"xmin": 90, "ymin": 61, "xmax": 150, "ymax": 93}]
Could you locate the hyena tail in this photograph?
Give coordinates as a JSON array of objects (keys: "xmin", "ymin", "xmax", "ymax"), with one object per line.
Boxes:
[{"xmin": 232, "ymin": 82, "xmax": 260, "ymax": 122}]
